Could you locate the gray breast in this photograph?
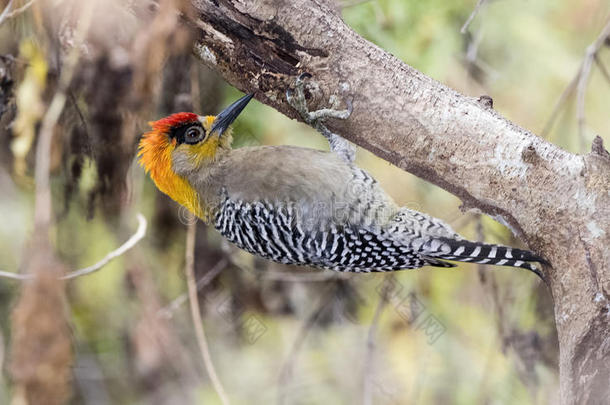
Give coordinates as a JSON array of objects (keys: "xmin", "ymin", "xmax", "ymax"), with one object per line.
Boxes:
[{"xmin": 196, "ymin": 146, "xmax": 399, "ymax": 229}]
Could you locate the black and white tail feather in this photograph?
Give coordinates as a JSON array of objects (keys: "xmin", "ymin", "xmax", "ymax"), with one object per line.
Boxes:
[
  {"xmin": 422, "ymin": 237, "xmax": 548, "ymax": 279},
  {"xmin": 389, "ymin": 208, "xmax": 548, "ymax": 279}
]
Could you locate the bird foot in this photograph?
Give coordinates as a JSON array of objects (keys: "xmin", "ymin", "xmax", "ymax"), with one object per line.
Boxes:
[
  {"xmin": 287, "ymin": 73, "xmax": 352, "ymax": 123},
  {"xmin": 286, "ymin": 73, "xmax": 355, "ymax": 162}
]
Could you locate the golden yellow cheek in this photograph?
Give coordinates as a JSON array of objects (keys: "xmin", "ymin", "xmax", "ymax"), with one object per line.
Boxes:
[{"xmin": 185, "ymin": 136, "xmax": 219, "ymax": 167}]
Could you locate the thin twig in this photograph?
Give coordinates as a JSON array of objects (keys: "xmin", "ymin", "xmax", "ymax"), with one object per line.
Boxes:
[
  {"xmin": 2, "ymin": 0, "xmax": 35, "ymax": 21},
  {"xmin": 461, "ymin": 0, "xmax": 488, "ymax": 34},
  {"xmin": 0, "ymin": 271, "xmax": 29, "ymax": 281},
  {"xmin": 576, "ymin": 48, "xmax": 595, "ymax": 153},
  {"xmin": 157, "ymin": 257, "xmax": 227, "ymax": 319},
  {"xmin": 362, "ymin": 276, "xmax": 390, "ymax": 405},
  {"xmin": 594, "ymin": 54, "xmax": 610, "ymax": 86},
  {"xmin": 184, "ymin": 220, "xmax": 230, "ymax": 405},
  {"xmin": 277, "ymin": 283, "xmax": 337, "ymax": 405},
  {"xmin": 62, "ymin": 214, "xmax": 147, "ymax": 280},
  {"xmin": 0, "ymin": 213, "xmax": 148, "ymax": 281},
  {"xmin": 541, "ymin": 17, "xmax": 610, "ymax": 146},
  {"xmin": 68, "ymin": 91, "xmax": 91, "ymax": 150},
  {"xmin": 587, "ymin": 17, "xmax": 610, "ymax": 64},
  {"xmin": 576, "ymin": 17, "xmax": 610, "ymax": 151},
  {"xmin": 34, "ymin": 1, "xmax": 94, "ymax": 232},
  {"xmin": 0, "ymin": 0, "xmax": 14, "ymax": 26},
  {"xmin": 34, "ymin": 94, "xmax": 65, "ymax": 230},
  {"xmin": 465, "ymin": 27, "xmax": 483, "ymax": 65}
]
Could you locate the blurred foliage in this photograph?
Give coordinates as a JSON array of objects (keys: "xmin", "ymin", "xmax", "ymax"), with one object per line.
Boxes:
[
  {"xmin": 0, "ymin": 0, "xmax": 608, "ymax": 403},
  {"xmin": 11, "ymin": 40, "xmax": 46, "ymax": 178}
]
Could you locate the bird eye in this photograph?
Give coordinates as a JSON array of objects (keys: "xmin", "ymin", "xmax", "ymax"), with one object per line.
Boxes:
[{"xmin": 184, "ymin": 126, "xmax": 205, "ymax": 144}]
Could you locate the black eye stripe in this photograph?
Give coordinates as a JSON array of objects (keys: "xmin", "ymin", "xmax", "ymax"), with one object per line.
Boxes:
[{"xmin": 170, "ymin": 123, "xmax": 206, "ymax": 145}]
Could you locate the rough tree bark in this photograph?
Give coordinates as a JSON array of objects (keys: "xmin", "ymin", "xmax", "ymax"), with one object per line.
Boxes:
[{"xmin": 188, "ymin": 1, "xmax": 609, "ymax": 403}]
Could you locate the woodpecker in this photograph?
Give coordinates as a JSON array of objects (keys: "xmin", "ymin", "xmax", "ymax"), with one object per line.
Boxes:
[{"xmin": 138, "ymin": 77, "xmax": 547, "ymax": 278}]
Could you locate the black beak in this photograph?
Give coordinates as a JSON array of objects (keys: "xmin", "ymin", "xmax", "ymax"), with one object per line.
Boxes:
[{"xmin": 210, "ymin": 93, "xmax": 254, "ymax": 136}]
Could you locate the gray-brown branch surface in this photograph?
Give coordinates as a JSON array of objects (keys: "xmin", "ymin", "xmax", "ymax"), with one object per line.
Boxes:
[{"xmin": 189, "ymin": 0, "xmax": 610, "ymax": 403}]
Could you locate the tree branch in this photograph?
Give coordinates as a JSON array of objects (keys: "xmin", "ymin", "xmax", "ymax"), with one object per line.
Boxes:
[
  {"xmin": 362, "ymin": 277, "xmax": 390, "ymax": 405},
  {"xmin": 189, "ymin": 1, "xmax": 610, "ymax": 402},
  {"xmin": 0, "ymin": 0, "xmax": 14, "ymax": 26},
  {"xmin": 0, "ymin": 214, "xmax": 147, "ymax": 281},
  {"xmin": 61, "ymin": 214, "xmax": 148, "ymax": 280},
  {"xmin": 0, "ymin": 0, "xmax": 35, "ymax": 24},
  {"xmin": 460, "ymin": 0, "xmax": 488, "ymax": 34},
  {"xmin": 157, "ymin": 257, "xmax": 227, "ymax": 319},
  {"xmin": 541, "ymin": 17, "xmax": 610, "ymax": 147},
  {"xmin": 184, "ymin": 219, "xmax": 230, "ymax": 405}
]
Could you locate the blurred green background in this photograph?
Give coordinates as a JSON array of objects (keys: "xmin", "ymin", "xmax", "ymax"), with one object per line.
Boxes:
[{"xmin": 0, "ymin": 0, "xmax": 609, "ymax": 403}]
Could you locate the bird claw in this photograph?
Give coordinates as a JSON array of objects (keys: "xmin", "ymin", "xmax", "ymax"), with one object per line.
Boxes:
[
  {"xmin": 287, "ymin": 72, "xmax": 352, "ymax": 125},
  {"xmin": 286, "ymin": 73, "xmax": 355, "ymax": 163}
]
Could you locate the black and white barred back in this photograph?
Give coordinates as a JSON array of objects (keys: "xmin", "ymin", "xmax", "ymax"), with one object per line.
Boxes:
[{"xmin": 213, "ymin": 196, "xmax": 546, "ymax": 278}]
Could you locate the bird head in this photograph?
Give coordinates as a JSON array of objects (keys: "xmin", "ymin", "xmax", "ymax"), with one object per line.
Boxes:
[{"xmin": 138, "ymin": 94, "xmax": 253, "ymax": 218}]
